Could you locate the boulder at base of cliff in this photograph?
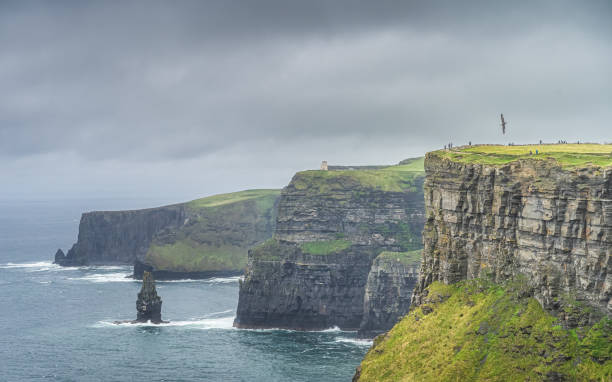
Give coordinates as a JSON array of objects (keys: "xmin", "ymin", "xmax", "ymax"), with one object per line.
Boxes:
[{"xmin": 54, "ymin": 249, "xmax": 67, "ymax": 265}]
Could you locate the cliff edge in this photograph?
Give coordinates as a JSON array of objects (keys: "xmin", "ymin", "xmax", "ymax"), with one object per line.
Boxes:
[
  {"xmin": 355, "ymin": 144, "xmax": 612, "ymax": 381},
  {"xmin": 234, "ymin": 158, "xmax": 425, "ymax": 333},
  {"xmin": 413, "ymin": 144, "xmax": 612, "ymax": 323},
  {"xmin": 55, "ymin": 189, "xmax": 280, "ymax": 279}
]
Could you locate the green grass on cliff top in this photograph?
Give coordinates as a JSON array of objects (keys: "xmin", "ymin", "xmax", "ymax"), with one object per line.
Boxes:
[
  {"xmin": 300, "ymin": 239, "xmax": 352, "ymax": 255},
  {"xmin": 435, "ymin": 144, "xmax": 612, "ymax": 169},
  {"xmin": 292, "ymin": 157, "xmax": 425, "ymax": 193},
  {"xmin": 376, "ymin": 250, "xmax": 422, "ymax": 266},
  {"xmin": 188, "ymin": 189, "xmax": 280, "ymax": 209},
  {"xmin": 357, "ymin": 279, "xmax": 612, "ymax": 382},
  {"xmin": 147, "ymin": 240, "xmax": 247, "ymax": 272}
]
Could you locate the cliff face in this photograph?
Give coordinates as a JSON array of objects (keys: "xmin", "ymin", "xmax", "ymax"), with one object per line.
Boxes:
[
  {"xmin": 55, "ymin": 206, "xmax": 185, "ymax": 265},
  {"xmin": 412, "ymin": 150, "xmax": 612, "ymax": 322},
  {"xmin": 358, "ymin": 251, "xmax": 420, "ymax": 337},
  {"xmin": 235, "ymin": 159, "xmax": 425, "ymax": 332},
  {"xmin": 55, "ymin": 190, "xmax": 280, "ymax": 278},
  {"xmin": 235, "ymin": 240, "xmax": 376, "ymax": 330}
]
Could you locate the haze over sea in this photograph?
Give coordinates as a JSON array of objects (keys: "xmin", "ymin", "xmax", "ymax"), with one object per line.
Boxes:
[{"xmin": 0, "ymin": 198, "xmax": 370, "ymax": 381}]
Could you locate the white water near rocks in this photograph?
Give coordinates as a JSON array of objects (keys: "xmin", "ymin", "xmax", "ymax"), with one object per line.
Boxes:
[{"xmin": 0, "ymin": 199, "xmax": 370, "ymax": 381}]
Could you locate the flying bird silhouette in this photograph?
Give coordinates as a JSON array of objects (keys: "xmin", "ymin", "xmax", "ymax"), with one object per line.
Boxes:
[{"xmin": 500, "ymin": 114, "xmax": 507, "ymax": 135}]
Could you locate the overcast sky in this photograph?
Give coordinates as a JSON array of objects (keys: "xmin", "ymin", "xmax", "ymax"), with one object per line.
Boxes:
[{"xmin": 1, "ymin": 0, "xmax": 610, "ymax": 202}]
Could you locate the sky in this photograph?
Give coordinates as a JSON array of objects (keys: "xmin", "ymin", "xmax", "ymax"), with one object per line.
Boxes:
[{"xmin": 1, "ymin": 0, "xmax": 611, "ymax": 202}]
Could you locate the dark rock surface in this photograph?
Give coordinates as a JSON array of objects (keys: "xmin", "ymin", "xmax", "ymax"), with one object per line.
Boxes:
[
  {"xmin": 53, "ymin": 190, "xmax": 280, "ymax": 279},
  {"xmin": 412, "ymin": 152, "xmax": 612, "ymax": 322},
  {"xmin": 235, "ymin": 241, "xmax": 377, "ymax": 330},
  {"xmin": 54, "ymin": 249, "xmax": 67, "ymax": 265},
  {"xmin": 135, "ymin": 271, "xmax": 164, "ymax": 323},
  {"xmin": 358, "ymin": 252, "xmax": 420, "ymax": 337},
  {"xmin": 235, "ymin": 161, "xmax": 426, "ymax": 333},
  {"xmin": 56, "ymin": 206, "xmax": 185, "ymax": 266}
]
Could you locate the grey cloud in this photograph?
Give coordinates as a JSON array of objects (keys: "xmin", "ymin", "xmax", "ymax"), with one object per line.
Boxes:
[{"xmin": 0, "ymin": 1, "xmax": 610, "ymax": 198}]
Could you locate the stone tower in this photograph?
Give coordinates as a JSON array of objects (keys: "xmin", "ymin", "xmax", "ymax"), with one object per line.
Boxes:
[{"xmin": 320, "ymin": 161, "xmax": 328, "ymax": 171}]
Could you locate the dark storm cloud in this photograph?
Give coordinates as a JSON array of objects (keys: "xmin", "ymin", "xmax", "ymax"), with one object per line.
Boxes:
[{"xmin": 0, "ymin": 0, "xmax": 611, "ymax": 198}]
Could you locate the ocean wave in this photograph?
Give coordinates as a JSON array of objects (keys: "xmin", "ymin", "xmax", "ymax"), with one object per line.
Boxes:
[
  {"xmin": 94, "ymin": 314, "xmax": 236, "ymax": 330},
  {"xmin": 68, "ymin": 272, "xmax": 135, "ymax": 283},
  {"xmin": 0, "ymin": 261, "xmax": 56, "ymax": 269},
  {"xmin": 334, "ymin": 337, "xmax": 373, "ymax": 347},
  {"xmin": 85, "ymin": 265, "xmax": 132, "ymax": 271},
  {"xmin": 205, "ymin": 276, "xmax": 243, "ymax": 283},
  {"xmin": 156, "ymin": 276, "xmax": 243, "ymax": 284},
  {"xmin": 320, "ymin": 326, "xmax": 342, "ymax": 333}
]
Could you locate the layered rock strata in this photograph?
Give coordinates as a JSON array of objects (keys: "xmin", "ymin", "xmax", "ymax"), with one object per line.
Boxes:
[
  {"xmin": 235, "ymin": 160, "xmax": 426, "ymax": 332},
  {"xmin": 358, "ymin": 251, "xmax": 420, "ymax": 337},
  {"xmin": 54, "ymin": 190, "xmax": 280, "ymax": 279},
  {"xmin": 412, "ymin": 151, "xmax": 612, "ymax": 322},
  {"xmin": 55, "ymin": 206, "xmax": 185, "ymax": 266},
  {"xmin": 136, "ymin": 271, "xmax": 164, "ymax": 323}
]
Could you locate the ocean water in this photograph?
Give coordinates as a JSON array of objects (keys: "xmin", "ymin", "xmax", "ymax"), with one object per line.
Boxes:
[{"xmin": 0, "ymin": 199, "xmax": 370, "ymax": 381}]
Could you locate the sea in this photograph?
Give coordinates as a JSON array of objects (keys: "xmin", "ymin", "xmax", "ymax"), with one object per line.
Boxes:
[{"xmin": 0, "ymin": 198, "xmax": 371, "ymax": 382}]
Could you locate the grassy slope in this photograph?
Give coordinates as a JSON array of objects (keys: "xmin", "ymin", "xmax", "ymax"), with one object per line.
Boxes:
[
  {"xmin": 300, "ymin": 239, "xmax": 352, "ymax": 255},
  {"xmin": 291, "ymin": 157, "xmax": 425, "ymax": 193},
  {"xmin": 358, "ymin": 279, "xmax": 612, "ymax": 381},
  {"xmin": 435, "ymin": 144, "xmax": 612, "ymax": 168},
  {"xmin": 188, "ymin": 189, "xmax": 279, "ymax": 208},
  {"xmin": 145, "ymin": 189, "xmax": 280, "ymax": 272},
  {"xmin": 376, "ymin": 250, "xmax": 422, "ymax": 266}
]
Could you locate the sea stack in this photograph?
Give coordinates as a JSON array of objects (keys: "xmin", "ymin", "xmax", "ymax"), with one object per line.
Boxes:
[{"xmin": 136, "ymin": 271, "xmax": 164, "ymax": 323}]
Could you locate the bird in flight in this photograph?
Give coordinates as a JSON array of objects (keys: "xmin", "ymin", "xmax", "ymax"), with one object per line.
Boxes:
[{"xmin": 500, "ymin": 114, "xmax": 507, "ymax": 135}]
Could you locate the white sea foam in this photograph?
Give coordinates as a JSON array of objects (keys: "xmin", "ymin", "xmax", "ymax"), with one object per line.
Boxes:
[
  {"xmin": 205, "ymin": 276, "xmax": 243, "ymax": 284},
  {"xmin": 86, "ymin": 265, "xmax": 131, "ymax": 271},
  {"xmin": 94, "ymin": 313, "xmax": 236, "ymax": 330},
  {"xmin": 0, "ymin": 261, "xmax": 82, "ymax": 272},
  {"xmin": 334, "ymin": 337, "xmax": 373, "ymax": 347},
  {"xmin": 321, "ymin": 326, "xmax": 343, "ymax": 333},
  {"xmin": 0, "ymin": 261, "xmax": 55, "ymax": 269},
  {"xmin": 68, "ymin": 272, "xmax": 135, "ymax": 283},
  {"xmin": 156, "ymin": 276, "xmax": 242, "ymax": 284}
]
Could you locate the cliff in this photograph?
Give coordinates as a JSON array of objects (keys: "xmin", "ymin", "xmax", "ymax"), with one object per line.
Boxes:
[
  {"xmin": 359, "ymin": 250, "xmax": 421, "ymax": 337},
  {"xmin": 234, "ymin": 158, "xmax": 425, "ymax": 332},
  {"xmin": 412, "ymin": 144, "xmax": 612, "ymax": 323},
  {"xmin": 355, "ymin": 144, "xmax": 612, "ymax": 381},
  {"xmin": 55, "ymin": 189, "xmax": 280, "ymax": 278}
]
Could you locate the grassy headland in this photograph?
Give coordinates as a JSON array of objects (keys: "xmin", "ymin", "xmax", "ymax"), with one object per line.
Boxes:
[
  {"xmin": 291, "ymin": 157, "xmax": 425, "ymax": 193},
  {"xmin": 145, "ymin": 189, "xmax": 280, "ymax": 272},
  {"xmin": 434, "ymin": 144, "xmax": 612, "ymax": 169}
]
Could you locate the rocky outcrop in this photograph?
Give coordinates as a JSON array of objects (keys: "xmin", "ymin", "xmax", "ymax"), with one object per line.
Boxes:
[
  {"xmin": 412, "ymin": 151, "xmax": 612, "ymax": 323},
  {"xmin": 55, "ymin": 206, "xmax": 185, "ymax": 266},
  {"xmin": 358, "ymin": 251, "xmax": 421, "ymax": 337},
  {"xmin": 235, "ymin": 240, "xmax": 377, "ymax": 330},
  {"xmin": 135, "ymin": 271, "xmax": 164, "ymax": 323},
  {"xmin": 54, "ymin": 190, "xmax": 280, "ymax": 279},
  {"xmin": 54, "ymin": 249, "xmax": 66, "ymax": 264},
  {"xmin": 235, "ymin": 159, "xmax": 426, "ymax": 332}
]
